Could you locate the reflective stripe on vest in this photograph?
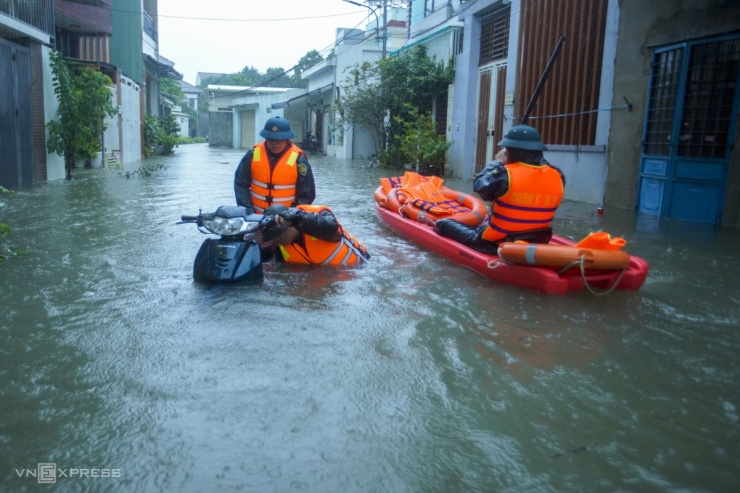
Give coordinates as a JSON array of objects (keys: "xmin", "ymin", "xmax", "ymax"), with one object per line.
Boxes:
[
  {"xmin": 250, "ymin": 142, "xmax": 301, "ymax": 211},
  {"xmin": 279, "ymin": 231, "xmax": 368, "ymax": 265},
  {"xmin": 278, "ymin": 205, "xmax": 368, "ymax": 265}
]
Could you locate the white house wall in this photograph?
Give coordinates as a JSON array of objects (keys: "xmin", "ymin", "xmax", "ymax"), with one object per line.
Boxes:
[
  {"xmin": 103, "ymin": 86, "xmax": 119, "ymax": 159},
  {"xmin": 449, "ymin": 0, "xmax": 492, "ymax": 180},
  {"xmin": 334, "ymin": 43, "xmax": 384, "ymax": 159},
  {"xmin": 303, "ymin": 10, "xmax": 408, "ymax": 159},
  {"xmin": 120, "ymin": 75, "xmax": 142, "ymax": 164},
  {"xmin": 231, "ymin": 90, "xmax": 294, "ymax": 149},
  {"xmin": 42, "ymin": 46, "xmax": 66, "ymax": 181}
]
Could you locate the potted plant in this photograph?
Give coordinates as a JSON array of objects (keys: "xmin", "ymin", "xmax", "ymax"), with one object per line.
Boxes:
[
  {"xmin": 46, "ymin": 50, "xmax": 118, "ymax": 179},
  {"xmin": 395, "ymin": 106, "xmax": 452, "ymax": 176}
]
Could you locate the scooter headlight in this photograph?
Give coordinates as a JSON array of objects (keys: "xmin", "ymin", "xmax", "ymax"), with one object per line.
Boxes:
[{"xmin": 201, "ymin": 216, "xmax": 259, "ymax": 236}]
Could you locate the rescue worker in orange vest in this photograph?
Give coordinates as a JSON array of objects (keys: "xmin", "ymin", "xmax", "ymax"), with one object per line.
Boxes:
[
  {"xmin": 261, "ymin": 204, "xmax": 370, "ymax": 265},
  {"xmin": 434, "ymin": 124, "xmax": 566, "ymax": 254},
  {"xmin": 234, "ymin": 116, "xmax": 316, "ymax": 214}
]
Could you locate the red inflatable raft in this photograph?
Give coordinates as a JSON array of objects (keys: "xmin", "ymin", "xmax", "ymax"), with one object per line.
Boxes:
[{"xmin": 374, "ymin": 202, "xmax": 649, "ymax": 295}]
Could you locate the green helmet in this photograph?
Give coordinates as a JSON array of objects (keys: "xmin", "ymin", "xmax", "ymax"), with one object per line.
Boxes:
[
  {"xmin": 498, "ymin": 125, "xmax": 547, "ymax": 151},
  {"xmin": 260, "ymin": 116, "xmax": 295, "ymax": 140}
]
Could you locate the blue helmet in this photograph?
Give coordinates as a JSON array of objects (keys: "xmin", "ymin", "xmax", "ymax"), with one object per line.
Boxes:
[{"xmin": 260, "ymin": 116, "xmax": 295, "ymax": 140}]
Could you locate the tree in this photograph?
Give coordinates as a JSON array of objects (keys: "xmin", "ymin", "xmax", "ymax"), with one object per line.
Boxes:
[
  {"xmin": 291, "ymin": 50, "xmax": 325, "ymax": 87},
  {"xmin": 0, "ymin": 186, "xmax": 23, "ymax": 264},
  {"xmin": 262, "ymin": 67, "xmax": 293, "ymax": 87},
  {"xmin": 378, "ymin": 45, "xmax": 454, "ymax": 154},
  {"xmin": 143, "ymin": 116, "xmax": 163, "ymax": 158},
  {"xmin": 336, "ymin": 45, "xmax": 454, "ymax": 165},
  {"xmin": 159, "ymin": 114, "xmax": 181, "ymax": 154},
  {"xmin": 161, "ymin": 78, "xmax": 197, "ymax": 136},
  {"xmin": 395, "ymin": 105, "xmax": 451, "ymax": 175},
  {"xmin": 335, "ymin": 61, "xmax": 387, "ymax": 152},
  {"xmin": 46, "ymin": 50, "xmax": 119, "ymax": 179}
]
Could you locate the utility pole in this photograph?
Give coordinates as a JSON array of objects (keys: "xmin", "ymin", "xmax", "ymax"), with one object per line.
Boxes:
[
  {"xmin": 381, "ymin": 0, "xmax": 387, "ymax": 59},
  {"xmin": 344, "ymin": 0, "xmax": 386, "ymax": 58}
]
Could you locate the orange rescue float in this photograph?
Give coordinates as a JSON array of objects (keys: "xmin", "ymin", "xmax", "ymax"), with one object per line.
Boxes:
[
  {"xmin": 401, "ymin": 187, "xmax": 487, "ymax": 226},
  {"xmin": 497, "ymin": 243, "xmax": 631, "ymax": 270}
]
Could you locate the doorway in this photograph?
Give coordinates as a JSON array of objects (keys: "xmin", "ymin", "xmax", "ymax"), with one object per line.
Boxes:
[
  {"xmin": 474, "ymin": 62, "xmax": 507, "ymax": 174},
  {"xmin": 638, "ymin": 37, "xmax": 740, "ymax": 224}
]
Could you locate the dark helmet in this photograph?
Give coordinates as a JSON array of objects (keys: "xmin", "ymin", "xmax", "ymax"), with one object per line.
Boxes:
[
  {"xmin": 498, "ymin": 124, "xmax": 547, "ymax": 151},
  {"xmin": 260, "ymin": 116, "xmax": 295, "ymax": 140},
  {"xmin": 261, "ymin": 204, "xmax": 291, "ymax": 241}
]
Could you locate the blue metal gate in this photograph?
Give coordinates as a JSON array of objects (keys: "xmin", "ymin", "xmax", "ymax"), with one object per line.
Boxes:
[
  {"xmin": 638, "ymin": 37, "xmax": 740, "ymax": 224},
  {"xmin": 0, "ymin": 38, "xmax": 34, "ymax": 190}
]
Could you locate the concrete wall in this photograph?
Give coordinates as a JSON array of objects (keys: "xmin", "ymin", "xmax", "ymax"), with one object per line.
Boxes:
[
  {"xmin": 606, "ymin": 0, "xmax": 740, "ymax": 226},
  {"xmin": 209, "ymin": 112, "xmax": 233, "ymax": 148},
  {"xmin": 449, "ymin": 0, "xmax": 503, "ymax": 181},
  {"xmin": 42, "ymin": 46, "xmax": 66, "ymax": 181}
]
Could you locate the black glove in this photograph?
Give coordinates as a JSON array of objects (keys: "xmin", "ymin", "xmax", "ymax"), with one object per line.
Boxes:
[{"xmin": 279, "ymin": 207, "xmax": 303, "ymax": 226}]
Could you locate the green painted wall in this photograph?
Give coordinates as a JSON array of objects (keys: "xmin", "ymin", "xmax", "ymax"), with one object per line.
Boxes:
[{"xmin": 110, "ymin": 0, "xmax": 143, "ymax": 84}]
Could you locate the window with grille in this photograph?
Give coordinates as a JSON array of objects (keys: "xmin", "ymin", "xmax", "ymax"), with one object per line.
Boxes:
[
  {"xmin": 644, "ymin": 39, "xmax": 739, "ymax": 158},
  {"xmin": 644, "ymin": 48, "xmax": 683, "ymax": 155},
  {"xmin": 679, "ymin": 39, "xmax": 739, "ymax": 158},
  {"xmin": 479, "ymin": 6, "xmax": 510, "ymax": 66}
]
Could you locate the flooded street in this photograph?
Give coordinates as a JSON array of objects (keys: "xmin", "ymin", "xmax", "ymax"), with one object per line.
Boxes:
[{"xmin": 1, "ymin": 143, "xmax": 739, "ymax": 492}]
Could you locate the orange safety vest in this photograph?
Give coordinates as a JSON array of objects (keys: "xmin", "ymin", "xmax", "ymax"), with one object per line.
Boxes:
[
  {"xmin": 397, "ymin": 176, "xmax": 457, "ymax": 215},
  {"xmin": 250, "ymin": 142, "xmax": 304, "ymax": 213},
  {"xmin": 481, "ymin": 162, "xmax": 563, "ymax": 242},
  {"xmin": 278, "ymin": 205, "xmax": 369, "ymax": 265}
]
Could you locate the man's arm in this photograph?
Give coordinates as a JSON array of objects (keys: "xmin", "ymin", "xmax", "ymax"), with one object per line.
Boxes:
[
  {"xmin": 283, "ymin": 208, "xmax": 340, "ymax": 242},
  {"xmin": 234, "ymin": 149, "xmax": 255, "ymax": 212},
  {"xmin": 473, "ymin": 161, "xmax": 509, "ymax": 202}
]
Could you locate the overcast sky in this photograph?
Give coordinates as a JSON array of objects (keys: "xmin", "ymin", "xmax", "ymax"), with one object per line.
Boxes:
[{"xmin": 157, "ymin": 0, "xmax": 374, "ymax": 84}]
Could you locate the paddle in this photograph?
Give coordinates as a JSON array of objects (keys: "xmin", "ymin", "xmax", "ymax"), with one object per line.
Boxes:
[{"xmin": 520, "ymin": 35, "xmax": 566, "ymax": 125}]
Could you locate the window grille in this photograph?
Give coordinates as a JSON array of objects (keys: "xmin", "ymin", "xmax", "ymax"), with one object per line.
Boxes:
[
  {"xmin": 644, "ymin": 39, "xmax": 739, "ymax": 158},
  {"xmin": 479, "ymin": 6, "xmax": 510, "ymax": 66},
  {"xmin": 644, "ymin": 48, "xmax": 682, "ymax": 155},
  {"xmin": 679, "ymin": 39, "xmax": 740, "ymax": 158}
]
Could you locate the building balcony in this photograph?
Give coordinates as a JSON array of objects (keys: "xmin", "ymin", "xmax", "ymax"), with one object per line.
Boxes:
[{"xmin": 0, "ymin": 0, "xmax": 55, "ymax": 38}]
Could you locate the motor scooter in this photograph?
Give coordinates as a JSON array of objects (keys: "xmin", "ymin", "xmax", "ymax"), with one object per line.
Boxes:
[{"xmin": 179, "ymin": 205, "xmax": 274, "ymax": 283}]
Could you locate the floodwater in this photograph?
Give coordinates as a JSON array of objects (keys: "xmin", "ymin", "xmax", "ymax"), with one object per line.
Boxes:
[{"xmin": 1, "ymin": 143, "xmax": 739, "ymax": 492}]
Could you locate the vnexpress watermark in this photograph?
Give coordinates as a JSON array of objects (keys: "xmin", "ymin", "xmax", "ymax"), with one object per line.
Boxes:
[{"xmin": 14, "ymin": 463, "xmax": 122, "ymax": 483}]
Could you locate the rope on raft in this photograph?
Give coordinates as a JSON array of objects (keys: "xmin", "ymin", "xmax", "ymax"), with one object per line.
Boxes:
[
  {"xmin": 487, "ymin": 254, "xmax": 628, "ymax": 295},
  {"xmin": 557, "ymin": 255, "xmax": 628, "ymax": 296},
  {"xmin": 487, "ymin": 258, "xmax": 507, "ymax": 270}
]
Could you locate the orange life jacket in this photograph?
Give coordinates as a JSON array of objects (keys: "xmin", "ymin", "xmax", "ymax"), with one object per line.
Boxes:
[
  {"xmin": 380, "ymin": 171, "xmax": 428, "ymax": 195},
  {"xmin": 278, "ymin": 205, "xmax": 369, "ymax": 265},
  {"xmin": 481, "ymin": 162, "xmax": 563, "ymax": 242},
  {"xmin": 250, "ymin": 142, "xmax": 304, "ymax": 213}
]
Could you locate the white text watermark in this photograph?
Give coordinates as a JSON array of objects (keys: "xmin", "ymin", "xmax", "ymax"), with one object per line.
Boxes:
[{"xmin": 14, "ymin": 463, "xmax": 122, "ymax": 483}]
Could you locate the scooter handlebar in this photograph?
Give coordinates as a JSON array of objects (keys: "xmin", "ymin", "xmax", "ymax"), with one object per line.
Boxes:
[{"xmin": 181, "ymin": 215, "xmax": 199, "ymax": 222}]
